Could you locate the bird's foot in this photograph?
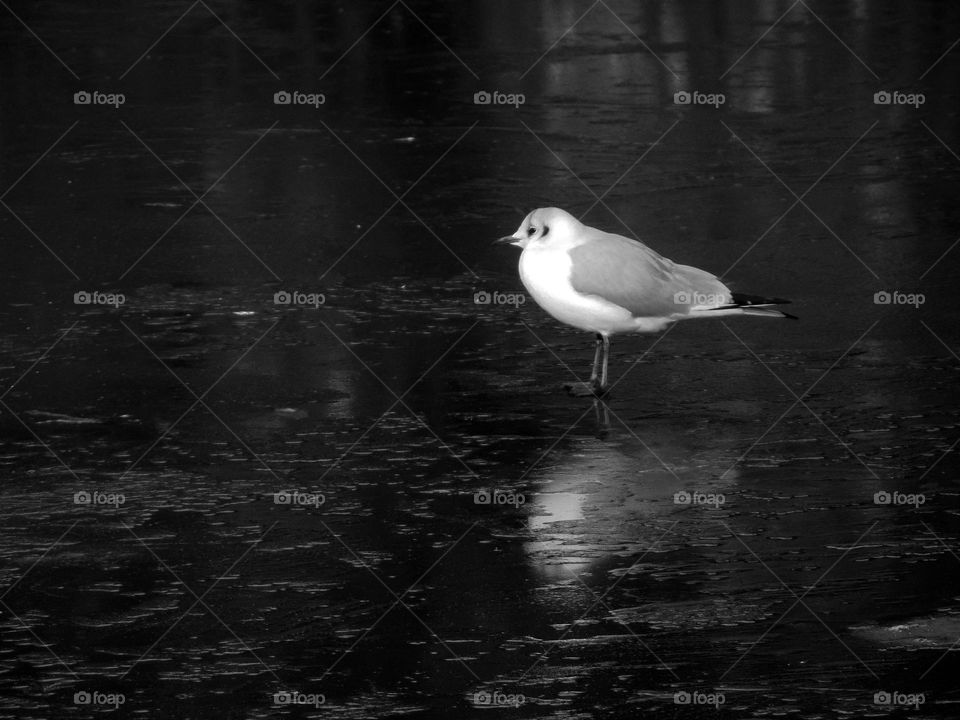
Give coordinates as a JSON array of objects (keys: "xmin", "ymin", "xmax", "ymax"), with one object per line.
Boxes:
[{"xmin": 564, "ymin": 381, "xmax": 608, "ymax": 398}]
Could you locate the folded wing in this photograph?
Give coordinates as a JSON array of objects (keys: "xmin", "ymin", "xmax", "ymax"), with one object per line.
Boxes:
[{"xmin": 567, "ymin": 230, "xmax": 731, "ymax": 319}]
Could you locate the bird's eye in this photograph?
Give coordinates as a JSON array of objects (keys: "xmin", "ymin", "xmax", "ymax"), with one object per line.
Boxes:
[{"xmin": 527, "ymin": 226, "xmax": 537, "ymax": 237}]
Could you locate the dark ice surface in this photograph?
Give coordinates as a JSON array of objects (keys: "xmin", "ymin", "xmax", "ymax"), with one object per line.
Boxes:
[{"xmin": 1, "ymin": 1, "xmax": 959, "ymax": 718}]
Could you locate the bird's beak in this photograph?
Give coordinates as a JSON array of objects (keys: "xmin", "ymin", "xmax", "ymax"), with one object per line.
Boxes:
[{"xmin": 494, "ymin": 233, "xmax": 522, "ymax": 246}]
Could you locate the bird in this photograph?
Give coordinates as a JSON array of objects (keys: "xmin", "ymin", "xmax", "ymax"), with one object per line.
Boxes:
[{"xmin": 498, "ymin": 207, "xmax": 796, "ymax": 396}]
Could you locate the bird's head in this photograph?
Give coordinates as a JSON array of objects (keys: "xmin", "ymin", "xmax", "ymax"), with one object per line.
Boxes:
[{"xmin": 497, "ymin": 207, "xmax": 580, "ymax": 250}]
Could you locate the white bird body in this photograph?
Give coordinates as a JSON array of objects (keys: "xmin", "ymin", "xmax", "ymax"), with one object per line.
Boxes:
[
  {"xmin": 518, "ymin": 238, "xmax": 670, "ymax": 335},
  {"xmin": 500, "ymin": 207, "xmax": 795, "ymax": 395}
]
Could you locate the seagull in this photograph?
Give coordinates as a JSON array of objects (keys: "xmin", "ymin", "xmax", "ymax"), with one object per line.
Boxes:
[{"xmin": 498, "ymin": 207, "xmax": 796, "ymax": 396}]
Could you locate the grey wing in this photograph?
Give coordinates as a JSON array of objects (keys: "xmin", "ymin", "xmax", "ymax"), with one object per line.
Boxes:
[{"xmin": 567, "ymin": 231, "xmax": 731, "ymax": 318}]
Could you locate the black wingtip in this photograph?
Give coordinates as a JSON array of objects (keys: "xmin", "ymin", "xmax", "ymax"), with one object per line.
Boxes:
[
  {"xmin": 730, "ymin": 292, "xmax": 792, "ymax": 307},
  {"xmin": 729, "ymin": 293, "xmax": 798, "ymax": 320}
]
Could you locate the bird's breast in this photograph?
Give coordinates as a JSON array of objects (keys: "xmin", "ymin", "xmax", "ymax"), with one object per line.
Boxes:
[
  {"xmin": 518, "ymin": 245, "xmax": 636, "ymax": 334},
  {"xmin": 519, "ymin": 245, "xmax": 574, "ymax": 301}
]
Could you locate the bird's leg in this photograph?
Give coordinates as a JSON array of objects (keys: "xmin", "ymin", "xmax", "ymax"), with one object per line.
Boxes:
[
  {"xmin": 592, "ymin": 335, "xmax": 610, "ymax": 396},
  {"xmin": 566, "ymin": 334, "xmax": 606, "ymax": 397},
  {"xmin": 588, "ymin": 333, "xmax": 603, "ymax": 384}
]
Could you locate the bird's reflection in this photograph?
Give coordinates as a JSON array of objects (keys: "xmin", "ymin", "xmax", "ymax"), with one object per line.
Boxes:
[
  {"xmin": 521, "ymin": 423, "xmax": 744, "ymax": 584},
  {"xmin": 592, "ymin": 397, "xmax": 611, "ymax": 437}
]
